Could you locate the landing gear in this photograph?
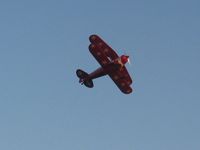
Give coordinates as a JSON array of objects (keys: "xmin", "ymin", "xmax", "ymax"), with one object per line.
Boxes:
[{"xmin": 79, "ymin": 78, "xmax": 84, "ymax": 85}]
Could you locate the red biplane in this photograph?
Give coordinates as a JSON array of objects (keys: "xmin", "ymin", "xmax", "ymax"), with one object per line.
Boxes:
[{"xmin": 76, "ymin": 35, "xmax": 133, "ymax": 94}]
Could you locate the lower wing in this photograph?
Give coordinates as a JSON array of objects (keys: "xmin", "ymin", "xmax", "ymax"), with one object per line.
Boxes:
[{"xmin": 109, "ymin": 67, "xmax": 133, "ymax": 94}]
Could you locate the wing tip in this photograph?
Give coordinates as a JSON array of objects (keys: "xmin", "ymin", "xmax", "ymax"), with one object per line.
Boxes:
[
  {"xmin": 89, "ymin": 34, "xmax": 100, "ymax": 43},
  {"xmin": 122, "ymin": 87, "xmax": 133, "ymax": 94}
]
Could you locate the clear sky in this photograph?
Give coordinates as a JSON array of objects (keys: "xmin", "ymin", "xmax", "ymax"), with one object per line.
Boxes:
[{"xmin": 0, "ymin": 0, "xmax": 200, "ymax": 150}]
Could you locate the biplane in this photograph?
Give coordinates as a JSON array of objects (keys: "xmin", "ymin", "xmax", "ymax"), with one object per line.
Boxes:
[{"xmin": 76, "ymin": 35, "xmax": 133, "ymax": 94}]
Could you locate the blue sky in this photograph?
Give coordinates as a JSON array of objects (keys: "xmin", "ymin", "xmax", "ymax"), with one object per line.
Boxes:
[{"xmin": 0, "ymin": 0, "xmax": 200, "ymax": 150}]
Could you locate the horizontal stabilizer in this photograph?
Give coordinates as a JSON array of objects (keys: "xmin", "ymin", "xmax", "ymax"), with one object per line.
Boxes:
[{"xmin": 76, "ymin": 69, "xmax": 94, "ymax": 88}]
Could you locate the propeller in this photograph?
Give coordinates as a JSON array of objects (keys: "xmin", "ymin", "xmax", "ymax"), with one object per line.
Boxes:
[{"xmin": 127, "ymin": 57, "xmax": 131, "ymax": 65}]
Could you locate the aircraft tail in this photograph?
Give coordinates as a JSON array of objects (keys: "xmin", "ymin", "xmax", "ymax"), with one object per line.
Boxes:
[{"xmin": 76, "ymin": 69, "xmax": 94, "ymax": 88}]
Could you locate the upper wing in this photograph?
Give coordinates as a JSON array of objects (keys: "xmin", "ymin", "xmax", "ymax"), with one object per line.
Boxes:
[
  {"xmin": 108, "ymin": 67, "xmax": 133, "ymax": 94},
  {"xmin": 89, "ymin": 44, "xmax": 110, "ymax": 67},
  {"xmin": 119, "ymin": 67, "xmax": 132, "ymax": 85},
  {"xmin": 89, "ymin": 35, "xmax": 119, "ymax": 60}
]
